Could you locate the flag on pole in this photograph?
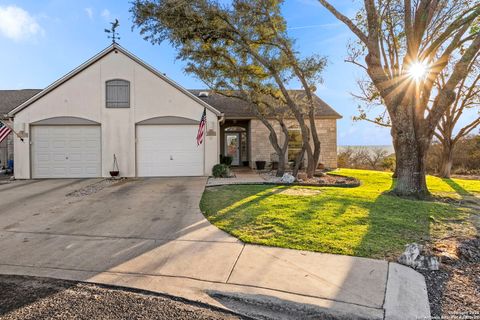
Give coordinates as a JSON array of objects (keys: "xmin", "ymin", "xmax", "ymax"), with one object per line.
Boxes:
[
  {"xmin": 196, "ymin": 108, "xmax": 207, "ymax": 146},
  {"xmin": 0, "ymin": 121, "xmax": 12, "ymax": 143}
]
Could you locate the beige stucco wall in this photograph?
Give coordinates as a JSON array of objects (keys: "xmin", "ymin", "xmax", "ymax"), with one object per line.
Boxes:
[
  {"xmin": 250, "ymin": 118, "xmax": 338, "ymax": 169},
  {"xmin": 13, "ymin": 50, "xmax": 219, "ymax": 179}
]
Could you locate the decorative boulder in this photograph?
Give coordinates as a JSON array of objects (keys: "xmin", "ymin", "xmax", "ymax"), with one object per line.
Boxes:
[
  {"xmin": 297, "ymin": 172, "xmax": 307, "ymax": 181},
  {"xmin": 398, "ymin": 243, "xmax": 439, "ymax": 270},
  {"xmin": 280, "ymin": 173, "xmax": 295, "ymax": 184}
]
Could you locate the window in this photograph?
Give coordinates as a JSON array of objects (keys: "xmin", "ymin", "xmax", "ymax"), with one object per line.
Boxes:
[
  {"xmin": 106, "ymin": 79, "xmax": 130, "ymax": 108},
  {"xmin": 288, "ymin": 128, "xmax": 302, "ymax": 161},
  {"xmin": 225, "ymin": 126, "xmax": 246, "ymax": 132}
]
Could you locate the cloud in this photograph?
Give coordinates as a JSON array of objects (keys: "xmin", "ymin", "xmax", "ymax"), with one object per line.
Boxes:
[
  {"xmin": 85, "ymin": 7, "xmax": 94, "ymax": 20},
  {"xmin": 287, "ymin": 22, "xmax": 341, "ymax": 30},
  {"xmin": 101, "ymin": 9, "xmax": 111, "ymax": 20},
  {"xmin": 0, "ymin": 5, "xmax": 44, "ymax": 41}
]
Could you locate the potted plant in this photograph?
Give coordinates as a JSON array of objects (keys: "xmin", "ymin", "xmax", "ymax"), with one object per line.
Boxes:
[
  {"xmin": 270, "ymin": 152, "xmax": 279, "ymax": 170},
  {"xmin": 255, "ymin": 160, "xmax": 266, "ymax": 170},
  {"xmin": 110, "ymin": 154, "xmax": 119, "ymax": 177},
  {"xmin": 223, "ymin": 156, "xmax": 233, "ymax": 166}
]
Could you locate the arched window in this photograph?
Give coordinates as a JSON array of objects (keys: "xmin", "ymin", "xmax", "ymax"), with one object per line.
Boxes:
[
  {"xmin": 106, "ymin": 79, "xmax": 130, "ymax": 108},
  {"xmin": 224, "ymin": 126, "xmax": 246, "ymax": 132}
]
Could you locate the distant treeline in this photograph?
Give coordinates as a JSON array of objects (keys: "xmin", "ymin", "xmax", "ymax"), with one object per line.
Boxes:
[{"xmin": 337, "ymin": 135, "xmax": 480, "ymax": 175}]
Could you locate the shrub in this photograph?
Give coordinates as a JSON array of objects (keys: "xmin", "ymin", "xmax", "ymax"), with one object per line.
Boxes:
[
  {"xmin": 220, "ymin": 155, "xmax": 233, "ymax": 166},
  {"xmin": 212, "ymin": 164, "xmax": 229, "ymax": 178}
]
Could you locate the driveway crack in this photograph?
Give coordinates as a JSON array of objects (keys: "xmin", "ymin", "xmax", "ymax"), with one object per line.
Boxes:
[{"xmin": 226, "ymin": 243, "xmax": 245, "ymax": 283}]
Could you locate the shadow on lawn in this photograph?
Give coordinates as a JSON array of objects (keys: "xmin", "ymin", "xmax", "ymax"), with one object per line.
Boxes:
[
  {"xmin": 441, "ymin": 178, "xmax": 473, "ymax": 197},
  {"xmin": 203, "ymin": 178, "xmax": 470, "ymax": 260}
]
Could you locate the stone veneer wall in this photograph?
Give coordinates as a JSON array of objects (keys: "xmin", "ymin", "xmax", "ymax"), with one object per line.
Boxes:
[{"xmin": 249, "ymin": 118, "xmax": 338, "ymax": 169}]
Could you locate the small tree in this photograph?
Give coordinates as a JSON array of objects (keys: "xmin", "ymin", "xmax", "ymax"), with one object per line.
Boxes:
[
  {"xmin": 131, "ymin": 0, "xmax": 327, "ymax": 177},
  {"xmin": 435, "ymin": 52, "xmax": 480, "ymax": 178},
  {"xmin": 318, "ymin": 0, "xmax": 480, "ymax": 198}
]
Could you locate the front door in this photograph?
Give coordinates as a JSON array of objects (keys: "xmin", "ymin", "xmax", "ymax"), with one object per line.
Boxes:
[{"xmin": 225, "ymin": 133, "xmax": 240, "ymax": 165}]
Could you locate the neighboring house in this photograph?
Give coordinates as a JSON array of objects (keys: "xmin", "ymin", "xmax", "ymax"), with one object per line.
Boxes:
[
  {"xmin": 0, "ymin": 89, "xmax": 41, "ymax": 168},
  {"xmin": 5, "ymin": 44, "xmax": 341, "ymax": 179}
]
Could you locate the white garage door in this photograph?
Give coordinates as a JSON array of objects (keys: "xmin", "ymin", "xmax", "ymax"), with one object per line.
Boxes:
[
  {"xmin": 31, "ymin": 126, "xmax": 101, "ymax": 178},
  {"xmin": 136, "ymin": 125, "xmax": 204, "ymax": 177}
]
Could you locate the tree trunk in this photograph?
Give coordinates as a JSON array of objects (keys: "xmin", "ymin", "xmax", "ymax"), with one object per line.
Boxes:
[
  {"xmin": 391, "ymin": 132, "xmax": 399, "ymax": 178},
  {"xmin": 391, "ymin": 127, "xmax": 430, "ymax": 198},
  {"xmin": 253, "ymin": 110, "xmax": 289, "ymax": 177},
  {"xmin": 276, "ymin": 121, "xmax": 290, "ymax": 177},
  {"xmin": 439, "ymin": 142, "xmax": 454, "ymax": 178},
  {"xmin": 277, "ymin": 154, "xmax": 286, "ymax": 177},
  {"xmin": 307, "ymin": 111, "xmax": 321, "ymax": 178},
  {"xmin": 293, "ymin": 144, "xmax": 306, "ymax": 177}
]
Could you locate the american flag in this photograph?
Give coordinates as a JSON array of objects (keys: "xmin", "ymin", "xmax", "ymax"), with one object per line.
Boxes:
[
  {"xmin": 196, "ymin": 108, "xmax": 207, "ymax": 146},
  {"xmin": 0, "ymin": 121, "xmax": 12, "ymax": 143}
]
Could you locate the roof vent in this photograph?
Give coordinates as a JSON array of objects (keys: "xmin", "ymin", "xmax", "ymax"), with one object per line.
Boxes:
[{"xmin": 198, "ymin": 91, "xmax": 209, "ymax": 97}]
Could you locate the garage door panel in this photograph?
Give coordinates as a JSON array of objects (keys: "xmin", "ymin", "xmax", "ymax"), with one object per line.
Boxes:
[
  {"xmin": 137, "ymin": 125, "xmax": 203, "ymax": 177},
  {"xmin": 32, "ymin": 126, "xmax": 101, "ymax": 178}
]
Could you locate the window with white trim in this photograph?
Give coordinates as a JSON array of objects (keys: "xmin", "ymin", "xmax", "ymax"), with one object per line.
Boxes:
[{"xmin": 106, "ymin": 79, "xmax": 130, "ymax": 108}]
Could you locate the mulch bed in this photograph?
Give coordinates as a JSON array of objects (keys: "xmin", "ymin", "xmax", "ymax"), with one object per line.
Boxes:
[
  {"xmin": 260, "ymin": 171, "xmax": 360, "ymax": 187},
  {"xmin": 420, "ymin": 237, "xmax": 480, "ymax": 318}
]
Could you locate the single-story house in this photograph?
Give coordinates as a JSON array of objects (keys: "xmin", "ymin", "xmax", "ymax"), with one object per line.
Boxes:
[
  {"xmin": 0, "ymin": 89, "xmax": 41, "ymax": 168},
  {"xmin": 3, "ymin": 44, "xmax": 341, "ymax": 179}
]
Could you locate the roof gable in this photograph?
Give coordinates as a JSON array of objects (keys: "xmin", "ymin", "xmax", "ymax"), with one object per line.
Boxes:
[{"xmin": 9, "ymin": 44, "xmax": 221, "ymax": 116}]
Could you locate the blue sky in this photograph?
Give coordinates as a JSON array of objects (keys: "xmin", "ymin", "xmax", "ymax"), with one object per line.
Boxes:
[{"xmin": 0, "ymin": 1, "xmax": 404, "ymax": 145}]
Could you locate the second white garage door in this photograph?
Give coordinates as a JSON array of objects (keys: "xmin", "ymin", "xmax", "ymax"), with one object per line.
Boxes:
[
  {"xmin": 31, "ymin": 125, "xmax": 101, "ymax": 178},
  {"xmin": 136, "ymin": 125, "xmax": 204, "ymax": 177}
]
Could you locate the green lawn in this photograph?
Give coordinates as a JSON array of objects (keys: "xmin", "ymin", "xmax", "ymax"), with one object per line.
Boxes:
[{"xmin": 200, "ymin": 169, "xmax": 479, "ymax": 259}]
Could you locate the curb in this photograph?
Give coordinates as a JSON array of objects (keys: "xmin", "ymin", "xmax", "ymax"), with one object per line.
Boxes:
[{"xmin": 383, "ymin": 263, "xmax": 431, "ymax": 320}]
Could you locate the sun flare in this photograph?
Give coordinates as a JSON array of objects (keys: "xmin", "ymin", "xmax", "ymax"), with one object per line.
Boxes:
[{"xmin": 408, "ymin": 61, "xmax": 429, "ymax": 81}]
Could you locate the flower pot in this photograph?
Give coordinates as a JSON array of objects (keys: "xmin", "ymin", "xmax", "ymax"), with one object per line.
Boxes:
[
  {"xmin": 109, "ymin": 171, "xmax": 119, "ymax": 177},
  {"xmin": 255, "ymin": 160, "xmax": 266, "ymax": 170},
  {"xmin": 242, "ymin": 160, "xmax": 249, "ymax": 167},
  {"xmin": 271, "ymin": 161, "xmax": 278, "ymax": 170}
]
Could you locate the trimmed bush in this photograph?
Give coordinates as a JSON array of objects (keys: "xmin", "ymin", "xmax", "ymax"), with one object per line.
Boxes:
[
  {"xmin": 212, "ymin": 164, "xmax": 229, "ymax": 178},
  {"xmin": 220, "ymin": 155, "xmax": 233, "ymax": 166}
]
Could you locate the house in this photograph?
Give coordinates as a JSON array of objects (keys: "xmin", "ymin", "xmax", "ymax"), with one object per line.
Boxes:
[
  {"xmin": 189, "ymin": 90, "xmax": 341, "ymax": 169},
  {"xmin": 0, "ymin": 89, "xmax": 41, "ymax": 168},
  {"xmin": 5, "ymin": 44, "xmax": 341, "ymax": 179}
]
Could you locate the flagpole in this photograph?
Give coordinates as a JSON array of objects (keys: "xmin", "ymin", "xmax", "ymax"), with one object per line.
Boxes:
[{"xmin": 0, "ymin": 120, "xmax": 24, "ymax": 142}]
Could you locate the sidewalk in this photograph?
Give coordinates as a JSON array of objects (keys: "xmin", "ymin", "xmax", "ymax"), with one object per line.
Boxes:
[{"xmin": 0, "ymin": 237, "xmax": 430, "ymax": 320}]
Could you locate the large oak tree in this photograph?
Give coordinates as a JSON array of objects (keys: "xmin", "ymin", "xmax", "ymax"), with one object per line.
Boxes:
[
  {"xmin": 318, "ymin": 0, "xmax": 480, "ymax": 198},
  {"xmin": 131, "ymin": 0, "xmax": 327, "ymax": 177}
]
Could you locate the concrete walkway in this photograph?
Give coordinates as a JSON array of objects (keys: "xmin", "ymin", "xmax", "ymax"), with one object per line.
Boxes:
[
  {"xmin": 0, "ymin": 178, "xmax": 430, "ymax": 319},
  {"xmin": 207, "ymin": 167, "xmax": 265, "ymax": 186}
]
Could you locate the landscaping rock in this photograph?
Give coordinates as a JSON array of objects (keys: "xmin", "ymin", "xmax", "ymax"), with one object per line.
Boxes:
[
  {"xmin": 280, "ymin": 173, "xmax": 295, "ymax": 184},
  {"xmin": 398, "ymin": 243, "xmax": 440, "ymax": 270},
  {"xmin": 296, "ymin": 172, "xmax": 307, "ymax": 181}
]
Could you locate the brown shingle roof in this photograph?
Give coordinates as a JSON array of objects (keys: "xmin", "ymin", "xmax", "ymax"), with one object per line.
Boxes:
[
  {"xmin": 0, "ymin": 89, "xmax": 41, "ymax": 116},
  {"xmin": 1, "ymin": 88, "xmax": 342, "ymax": 120},
  {"xmin": 188, "ymin": 90, "xmax": 342, "ymax": 119}
]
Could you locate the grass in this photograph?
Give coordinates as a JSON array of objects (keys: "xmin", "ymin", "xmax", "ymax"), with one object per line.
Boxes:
[{"xmin": 200, "ymin": 169, "xmax": 479, "ymax": 259}]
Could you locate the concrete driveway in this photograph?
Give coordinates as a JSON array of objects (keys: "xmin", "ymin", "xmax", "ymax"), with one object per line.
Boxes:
[{"xmin": 0, "ymin": 178, "xmax": 429, "ymax": 319}]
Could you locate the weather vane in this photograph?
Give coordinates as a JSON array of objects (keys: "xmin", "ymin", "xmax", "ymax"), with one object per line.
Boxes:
[{"xmin": 104, "ymin": 19, "xmax": 120, "ymax": 43}]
